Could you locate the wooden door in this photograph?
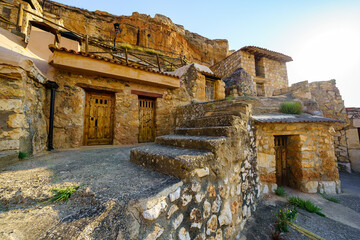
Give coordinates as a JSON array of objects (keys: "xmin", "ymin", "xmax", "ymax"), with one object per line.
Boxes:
[
  {"xmin": 275, "ymin": 136, "xmax": 288, "ymax": 186},
  {"xmin": 84, "ymin": 91, "xmax": 114, "ymax": 145},
  {"xmin": 139, "ymin": 98, "xmax": 155, "ymax": 143}
]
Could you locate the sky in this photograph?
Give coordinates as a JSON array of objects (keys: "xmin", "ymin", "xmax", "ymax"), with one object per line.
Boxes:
[{"xmin": 55, "ymin": 0, "xmax": 360, "ymax": 107}]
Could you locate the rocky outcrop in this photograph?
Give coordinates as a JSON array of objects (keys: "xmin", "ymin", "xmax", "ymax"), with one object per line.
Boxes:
[{"xmin": 44, "ymin": 1, "xmax": 229, "ymax": 66}]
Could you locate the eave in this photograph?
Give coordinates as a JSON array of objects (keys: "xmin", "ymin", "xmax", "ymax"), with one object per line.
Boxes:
[{"xmin": 48, "ymin": 50, "xmax": 180, "ymax": 89}]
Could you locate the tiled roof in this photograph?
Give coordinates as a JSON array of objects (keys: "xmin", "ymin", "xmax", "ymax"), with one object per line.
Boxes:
[
  {"xmin": 252, "ymin": 113, "xmax": 343, "ymax": 123},
  {"xmin": 240, "ymin": 46, "xmax": 293, "ymax": 62},
  {"xmin": 49, "ymin": 46, "xmax": 180, "ymax": 79},
  {"xmin": 171, "ymin": 63, "xmax": 222, "ymax": 79}
]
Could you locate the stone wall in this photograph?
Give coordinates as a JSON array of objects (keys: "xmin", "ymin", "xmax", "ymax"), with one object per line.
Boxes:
[
  {"xmin": 0, "ymin": 60, "xmax": 48, "ymax": 154},
  {"xmin": 256, "ymin": 122, "xmax": 341, "ymax": 194},
  {"xmin": 309, "ymin": 80, "xmax": 350, "ymax": 165},
  {"xmin": 345, "ymin": 108, "xmax": 360, "ymax": 172},
  {"xmin": 262, "ymin": 58, "xmax": 288, "ymax": 96},
  {"xmin": 130, "ymin": 99, "xmax": 259, "ymax": 239},
  {"xmin": 47, "ymin": 69, "xmax": 189, "ymax": 149}
]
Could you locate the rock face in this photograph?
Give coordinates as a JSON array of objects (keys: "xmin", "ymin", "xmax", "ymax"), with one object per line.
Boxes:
[
  {"xmin": 43, "ymin": 1, "xmax": 229, "ymax": 66},
  {"xmin": 223, "ymin": 68, "xmax": 256, "ymax": 97}
]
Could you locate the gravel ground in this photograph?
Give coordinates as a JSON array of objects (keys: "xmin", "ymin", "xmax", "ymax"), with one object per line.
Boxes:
[
  {"xmin": 0, "ymin": 145, "xmax": 181, "ymax": 239},
  {"xmin": 1, "ymin": 145, "xmax": 180, "ymax": 204}
]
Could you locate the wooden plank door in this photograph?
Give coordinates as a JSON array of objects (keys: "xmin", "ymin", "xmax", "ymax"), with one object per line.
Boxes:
[
  {"xmin": 84, "ymin": 91, "xmax": 114, "ymax": 145},
  {"xmin": 275, "ymin": 136, "xmax": 288, "ymax": 186},
  {"xmin": 138, "ymin": 98, "xmax": 155, "ymax": 143}
]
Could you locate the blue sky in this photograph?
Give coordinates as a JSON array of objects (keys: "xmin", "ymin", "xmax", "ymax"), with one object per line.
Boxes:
[{"xmin": 56, "ymin": 0, "xmax": 360, "ymax": 107}]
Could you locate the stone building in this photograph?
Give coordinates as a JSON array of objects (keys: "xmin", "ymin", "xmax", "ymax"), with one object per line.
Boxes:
[
  {"xmin": 211, "ymin": 48, "xmax": 343, "ymax": 194},
  {"xmin": 0, "ymin": 25, "xmax": 225, "ymax": 152},
  {"xmin": 211, "ymin": 46, "xmax": 293, "ymax": 97},
  {"xmin": 0, "ymin": 1, "xmax": 353, "ymax": 239},
  {"xmin": 345, "ymin": 108, "xmax": 360, "ymax": 172}
]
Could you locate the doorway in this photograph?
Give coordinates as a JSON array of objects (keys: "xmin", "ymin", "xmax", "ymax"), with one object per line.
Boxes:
[
  {"xmin": 275, "ymin": 135, "xmax": 288, "ymax": 186},
  {"xmin": 84, "ymin": 91, "xmax": 115, "ymax": 145},
  {"xmin": 138, "ymin": 97, "xmax": 155, "ymax": 143}
]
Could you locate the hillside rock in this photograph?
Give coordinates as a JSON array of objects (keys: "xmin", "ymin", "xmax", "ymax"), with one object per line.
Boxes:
[{"xmin": 44, "ymin": 1, "xmax": 229, "ymax": 66}]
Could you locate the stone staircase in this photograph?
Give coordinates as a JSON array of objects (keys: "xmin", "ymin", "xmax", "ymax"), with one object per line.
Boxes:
[{"xmin": 130, "ymin": 100, "xmax": 251, "ymax": 179}]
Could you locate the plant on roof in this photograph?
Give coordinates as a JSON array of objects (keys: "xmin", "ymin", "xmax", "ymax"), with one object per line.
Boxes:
[
  {"xmin": 280, "ymin": 101, "xmax": 302, "ymax": 114},
  {"xmin": 43, "ymin": 184, "xmax": 84, "ymax": 203}
]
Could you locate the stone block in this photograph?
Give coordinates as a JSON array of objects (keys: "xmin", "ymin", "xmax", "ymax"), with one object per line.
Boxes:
[
  {"xmin": 0, "ymin": 99, "xmax": 22, "ymax": 112},
  {"xmin": 142, "ymin": 200, "xmax": 167, "ymax": 221},
  {"xmin": 0, "ymin": 139, "xmax": 19, "ymax": 151},
  {"xmin": 7, "ymin": 114, "xmax": 29, "ymax": 128},
  {"xmin": 301, "ymin": 181, "xmax": 318, "ymax": 193},
  {"xmin": 346, "ymin": 129, "xmax": 360, "ymax": 148},
  {"xmin": 318, "ymin": 181, "xmax": 337, "ymax": 194},
  {"xmin": 349, "ymin": 149, "xmax": 360, "ymax": 172}
]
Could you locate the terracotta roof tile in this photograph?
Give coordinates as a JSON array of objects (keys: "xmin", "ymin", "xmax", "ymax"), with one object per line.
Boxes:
[
  {"xmin": 240, "ymin": 46, "xmax": 293, "ymax": 62},
  {"xmin": 49, "ymin": 46, "xmax": 180, "ymax": 79}
]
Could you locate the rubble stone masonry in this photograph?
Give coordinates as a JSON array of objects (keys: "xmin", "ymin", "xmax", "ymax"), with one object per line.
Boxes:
[{"xmin": 0, "ymin": 61, "xmax": 48, "ymax": 154}]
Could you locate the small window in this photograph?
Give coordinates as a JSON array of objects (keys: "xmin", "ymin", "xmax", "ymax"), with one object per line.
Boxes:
[
  {"xmin": 100, "ymin": 99, "xmax": 103, "ymax": 104},
  {"xmin": 95, "ymin": 99, "xmax": 98, "ymax": 103},
  {"xmin": 256, "ymin": 83, "xmax": 265, "ymax": 96},
  {"xmin": 105, "ymin": 100, "xmax": 107, "ymax": 104},
  {"xmin": 205, "ymin": 79, "xmax": 215, "ymax": 100},
  {"xmin": 358, "ymin": 128, "xmax": 360, "ymax": 142},
  {"xmin": 255, "ymin": 57, "xmax": 265, "ymax": 78}
]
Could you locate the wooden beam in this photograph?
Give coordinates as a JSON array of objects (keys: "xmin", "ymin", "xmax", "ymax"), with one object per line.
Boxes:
[
  {"xmin": 76, "ymin": 83, "xmax": 122, "ymax": 93},
  {"xmin": 131, "ymin": 90, "xmax": 163, "ymax": 98},
  {"xmin": 16, "ymin": 3, "xmax": 23, "ymax": 31}
]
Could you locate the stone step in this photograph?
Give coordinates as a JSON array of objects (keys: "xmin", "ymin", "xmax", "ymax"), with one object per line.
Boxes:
[
  {"xmin": 155, "ymin": 135, "xmax": 227, "ymax": 152},
  {"xmin": 175, "ymin": 126, "xmax": 234, "ymax": 137},
  {"xmin": 0, "ymin": 151, "xmax": 19, "ymax": 169},
  {"xmin": 130, "ymin": 144, "xmax": 214, "ymax": 179},
  {"xmin": 181, "ymin": 115, "xmax": 240, "ymax": 128}
]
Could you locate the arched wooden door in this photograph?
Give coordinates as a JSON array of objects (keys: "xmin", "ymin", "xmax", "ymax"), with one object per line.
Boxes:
[
  {"xmin": 84, "ymin": 91, "xmax": 115, "ymax": 145},
  {"xmin": 138, "ymin": 98, "xmax": 155, "ymax": 143}
]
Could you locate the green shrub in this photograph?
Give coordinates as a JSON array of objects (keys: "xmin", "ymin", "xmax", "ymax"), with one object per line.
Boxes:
[
  {"xmin": 275, "ymin": 207, "xmax": 298, "ymax": 233},
  {"xmin": 18, "ymin": 151, "xmax": 28, "ymax": 159},
  {"xmin": 44, "ymin": 184, "xmax": 84, "ymax": 203},
  {"xmin": 280, "ymin": 101, "xmax": 303, "ymax": 114},
  {"xmin": 275, "ymin": 187, "xmax": 287, "ymax": 197},
  {"xmin": 319, "ymin": 192, "xmax": 340, "ymax": 203},
  {"xmin": 117, "ymin": 43, "xmax": 134, "ymax": 50},
  {"xmin": 288, "ymin": 196, "xmax": 325, "ymax": 217}
]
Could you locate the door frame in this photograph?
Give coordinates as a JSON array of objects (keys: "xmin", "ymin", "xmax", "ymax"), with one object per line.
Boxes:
[
  {"xmin": 274, "ymin": 135, "xmax": 288, "ymax": 186},
  {"xmin": 138, "ymin": 96, "xmax": 156, "ymax": 143},
  {"xmin": 83, "ymin": 90, "xmax": 115, "ymax": 146}
]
